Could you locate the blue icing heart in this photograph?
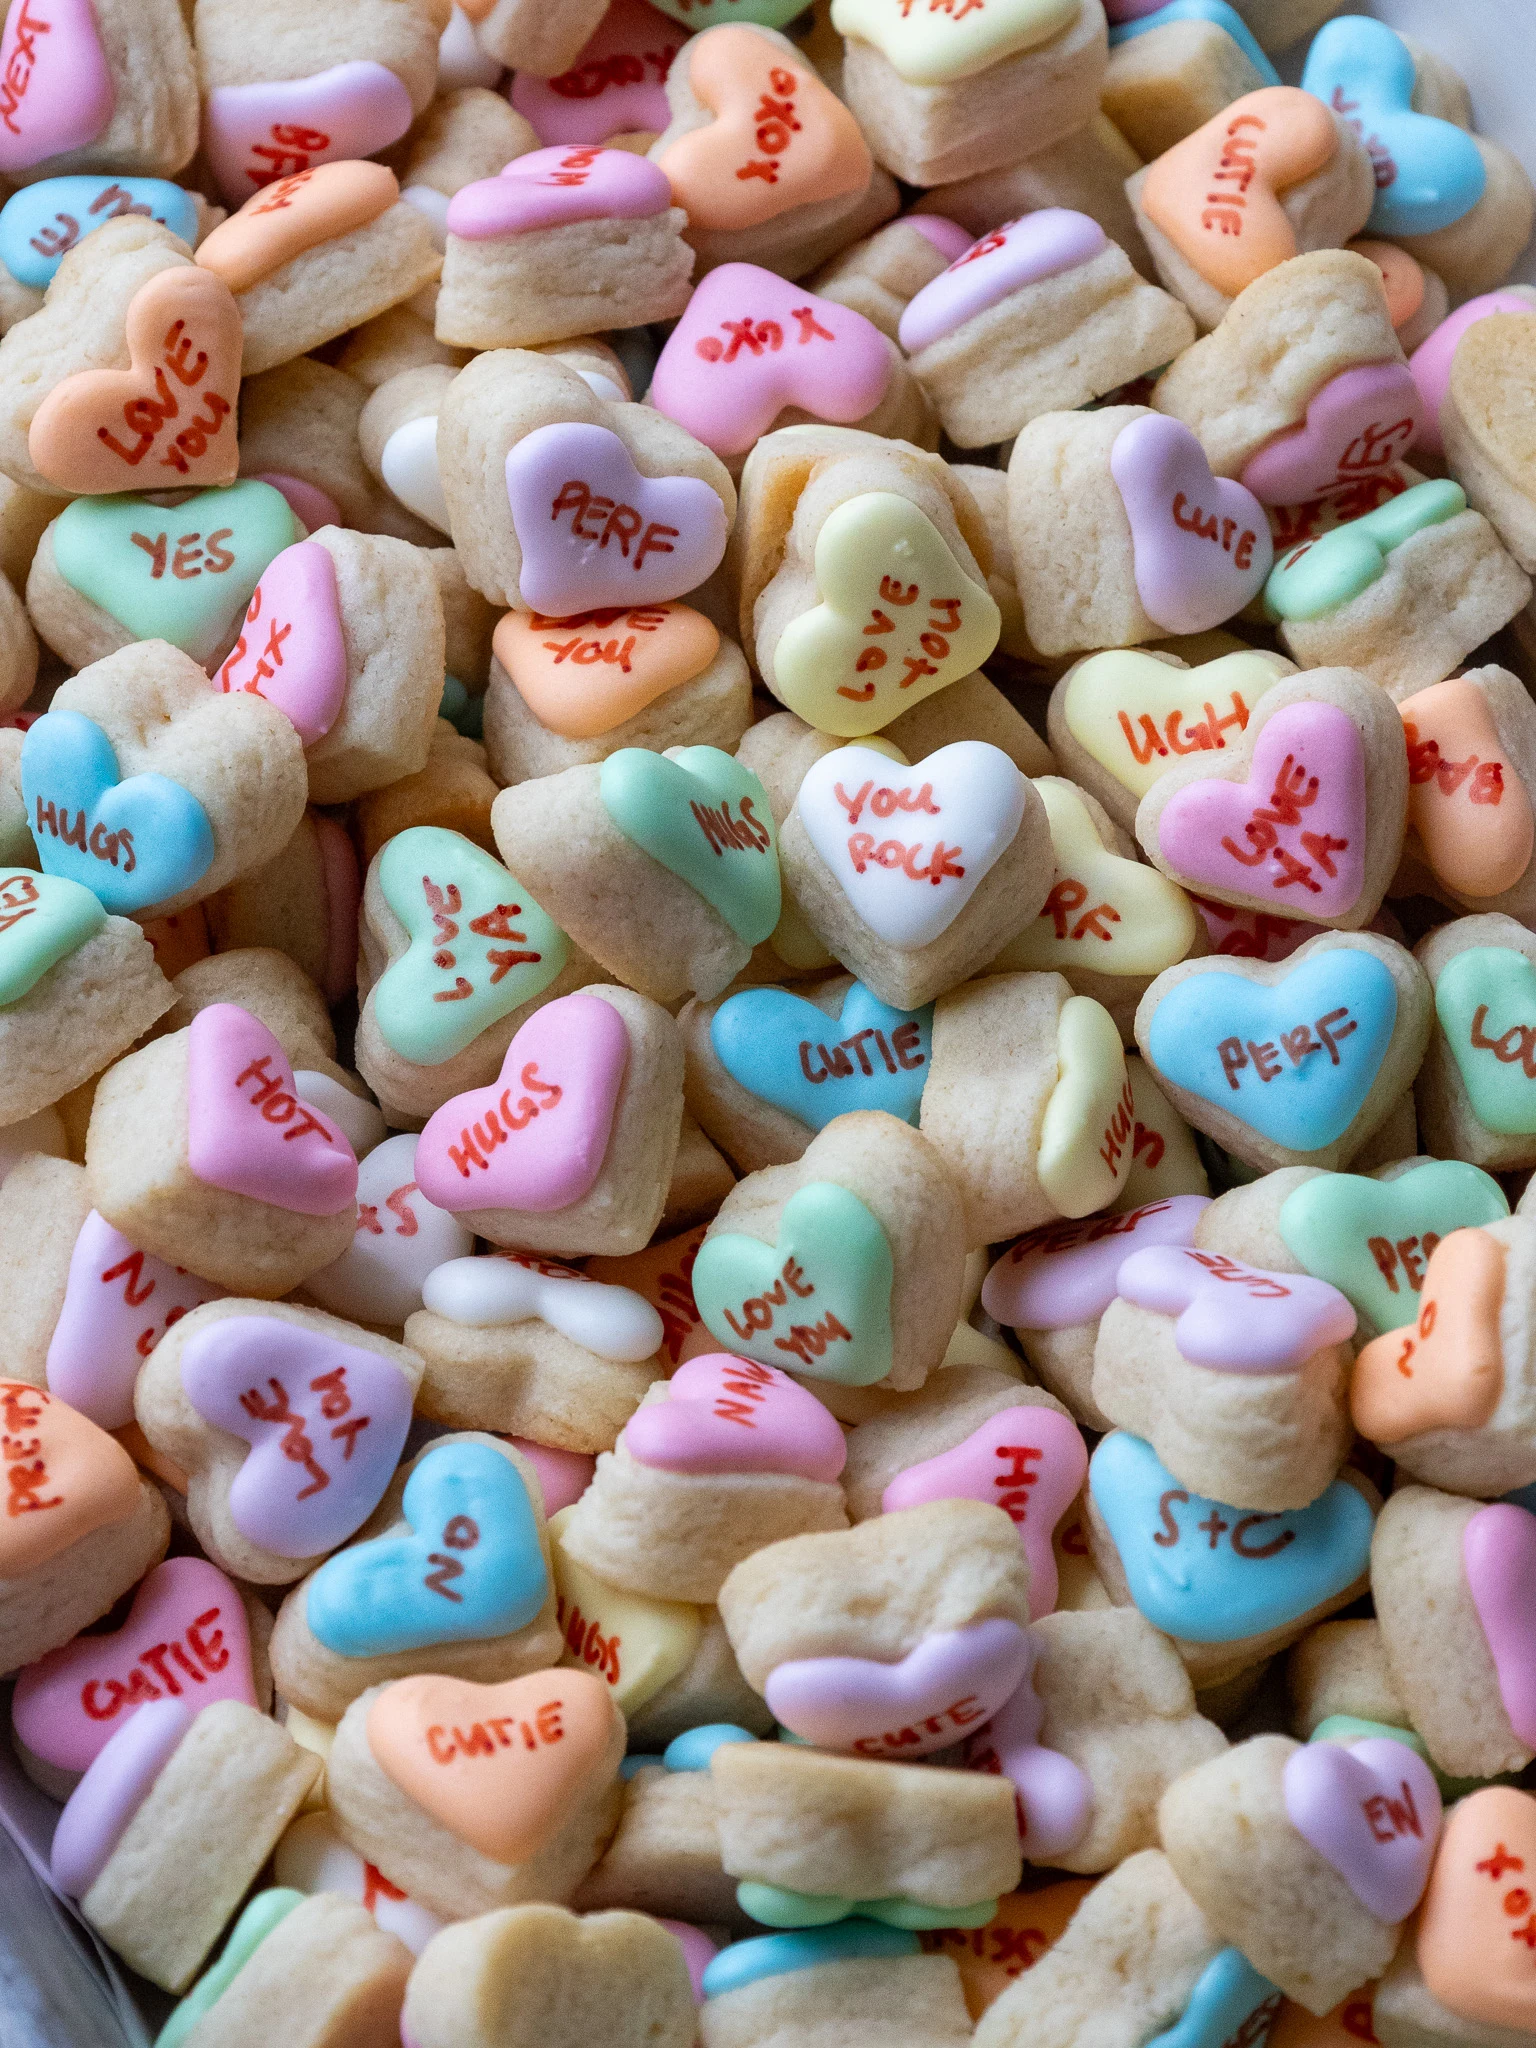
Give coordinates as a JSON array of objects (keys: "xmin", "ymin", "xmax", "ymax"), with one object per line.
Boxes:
[
  {"xmin": 21, "ymin": 709, "xmax": 214, "ymax": 915},
  {"xmin": 664, "ymin": 1724, "xmax": 760, "ymax": 1773},
  {"xmin": 1146, "ymin": 950, "xmax": 1398, "ymax": 1152},
  {"xmin": 306, "ymin": 1439, "xmax": 549, "ymax": 1658},
  {"xmin": 1088, "ymin": 1432, "xmax": 1375, "ymax": 1644},
  {"xmin": 0, "ymin": 177, "xmax": 200, "ymax": 289},
  {"xmin": 1301, "ymin": 16, "xmax": 1486, "ymax": 237},
  {"xmin": 1145, "ymin": 1949, "xmax": 1281, "ymax": 2048},
  {"xmin": 1107, "ymin": 0, "xmax": 1278, "ymax": 85},
  {"xmin": 710, "ymin": 982, "xmax": 932, "ymax": 1131},
  {"xmin": 701, "ymin": 1924, "xmax": 920, "ymax": 2002}
]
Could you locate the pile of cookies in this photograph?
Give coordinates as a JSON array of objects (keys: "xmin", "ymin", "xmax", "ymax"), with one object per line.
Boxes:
[{"xmin": 4, "ymin": 0, "xmax": 1536, "ymax": 2042}]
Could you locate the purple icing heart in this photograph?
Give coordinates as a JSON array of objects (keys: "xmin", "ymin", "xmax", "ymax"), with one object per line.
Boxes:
[
  {"xmin": 446, "ymin": 144, "xmax": 674, "ymax": 239},
  {"xmin": 50, "ymin": 1699, "xmax": 192, "ymax": 1898},
  {"xmin": 981, "ymin": 1195, "xmax": 1211, "ymax": 1332},
  {"xmin": 202, "ymin": 61, "xmax": 414, "ymax": 208},
  {"xmin": 1283, "ymin": 1737, "xmax": 1441, "ymax": 1922},
  {"xmin": 1110, "ymin": 414, "xmax": 1273, "ymax": 635},
  {"xmin": 1239, "ymin": 363, "xmax": 1425, "ymax": 506},
  {"xmin": 962, "ymin": 1655, "xmax": 1091, "ymax": 1863},
  {"xmin": 762, "ymin": 1617, "xmax": 1032, "ymax": 1758},
  {"xmin": 1116, "ymin": 1244, "xmax": 1358, "ymax": 1371},
  {"xmin": 898, "ymin": 209, "xmax": 1107, "ymax": 355}
]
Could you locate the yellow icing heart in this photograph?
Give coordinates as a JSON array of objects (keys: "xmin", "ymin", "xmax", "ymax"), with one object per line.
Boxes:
[
  {"xmin": 547, "ymin": 1506, "xmax": 702, "ymax": 1713},
  {"xmin": 831, "ymin": 0, "xmax": 1078, "ymax": 86},
  {"xmin": 1110, "ymin": 1055, "xmax": 1210, "ymax": 1211},
  {"xmin": 1061, "ymin": 649, "xmax": 1292, "ymax": 803},
  {"xmin": 1037, "ymin": 996, "xmax": 1134, "ymax": 1216}
]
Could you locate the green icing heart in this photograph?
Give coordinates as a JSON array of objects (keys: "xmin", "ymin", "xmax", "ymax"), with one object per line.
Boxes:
[
  {"xmin": 1278, "ymin": 1158, "xmax": 1509, "ymax": 1332},
  {"xmin": 692, "ymin": 1180, "xmax": 894, "ymax": 1386},
  {"xmin": 52, "ymin": 481, "xmax": 300, "ymax": 666},
  {"xmin": 157, "ymin": 1888, "xmax": 304, "ymax": 2048},
  {"xmin": 0, "ymin": 867, "xmax": 104, "ymax": 1007},
  {"xmin": 373, "ymin": 826, "xmax": 570, "ymax": 1066},
  {"xmin": 1434, "ymin": 945, "xmax": 1536, "ymax": 1136},
  {"xmin": 1264, "ymin": 478, "xmax": 1464, "ymax": 623},
  {"xmin": 600, "ymin": 744, "xmax": 781, "ymax": 947},
  {"xmin": 645, "ymin": 0, "xmax": 808, "ymax": 26}
]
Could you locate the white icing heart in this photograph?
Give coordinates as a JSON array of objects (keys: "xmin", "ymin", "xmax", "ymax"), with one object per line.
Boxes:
[{"xmin": 380, "ymin": 416, "xmax": 451, "ymax": 535}]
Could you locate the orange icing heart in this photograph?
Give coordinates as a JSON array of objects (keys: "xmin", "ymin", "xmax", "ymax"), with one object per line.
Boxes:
[
  {"xmin": 0, "ymin": 1382, "xmax": 141, "ymax": 1577},
  {"xmin": 195, "ymin": 159, "xmax": 399, "ymax": 295},
  {"xmin": 1141, "ymin": 87, "xmax": 1339, "ymax": 299},
  {"xmin": 494, "ymin": 602, "xmax": 720, "ymax": 740},
  {"xmin": 1349, "ymin": 239, "xmax": 1425, "ymax": 331},
  {"xmin": 656, "ymin": 26, "xmax": 872, "ymax": 233},
  {"xmin": 27, "ymin": 267, "xmax": 242, "ymax": 495},
  {"xmin": 1418, "ymin": 1787, "xmax": 1536, "ymax": 2032},
  {"xmin": 1350, "ymin": 1227, "xmax": 1505, "ymax": 1444},
  {"xmin": 366, "ymin": 1669, "xmax": 620, "ymax": 1863},
  {"xmin": 1400, "ymin": 679, "xmax": 1535, "ymax": 900}
]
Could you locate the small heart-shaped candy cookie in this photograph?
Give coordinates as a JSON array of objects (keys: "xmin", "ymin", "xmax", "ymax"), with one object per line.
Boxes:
[
  {"xmin": 0, "ymin": 1379, "xmax": 143, "ymax": 1579},
  {"xmin": 187, "ymin": 1004, "xmax": 359, "ymax": 1218},
  {"xmin": 1411, "ymin": 289, "xmax": 1536, "ymax": 457},
  {"xmin": 625, "ymin": 1352, "xmax": 848, "ymax": 1478},
  {"xmin": 0, "ymin": 176, "xmax": 200, "ymax": 291},
  {"xmin": 1416, "ymin": 1788, "xmax": 1536, "ymax": 2034},
  {"xmin": 1399, "ymin": 669, "xmax": 1536, "ymax": 916},
  {"xmin": 306, "ymin": 1135, "xmax": 474, "ymax": 1330},
  {"xmin": 448, "ymin": 147, "xmax": 673, "ymax": 243},
  {"xmin": 423, "ymin": 1252, "xmax": 664, "ymax": 1365},
  {"xmin": 202, "ymin": 62, "xmax": 416, "ymax": 207},
  {"xmin": 832, "ymin": 0, "xmax": 1073, "ymax": 86},
  {"xmin": 1285, "ymin": 1734, "xmax": 1442, "ymax": 1924},
  {"xmin": 194, "ymin": 157, "xmax": 401, "ymax": 293},
  {"xmin": 1240, "ymin": 363, "xmax": 1425, "ymax": 507},
  {"xmin": 983, "ymin": 1194, "xmax": 1211, "ymax": 1335},
  {"xmin": 491, "ymin": 604, "xmax": 723, "ymax": 746},
  {"xmin": 1418, "ymin": 914, "xmax": 1536, "ymax": 1170},
  {"xmin": 1110, "ymin": 415, "xmax": 1274, "ymax": 633},
  {"xmin": 0, "ymin": 0, "xmax": 115, "ymax": 175},
  {"xmin": 510, "ymin": 0, "xmax": 686, "ymax": 142},
  {"xmin": 0, "ymin": 867, "xmax": 104, "ymax": 1003},
  {"xmin": 602, "ymin": 743, "xmax": 781, "ymax": 947},
  {"xmin": 214, "ymin": 541, "xmax": 347, "ymax": 747}
]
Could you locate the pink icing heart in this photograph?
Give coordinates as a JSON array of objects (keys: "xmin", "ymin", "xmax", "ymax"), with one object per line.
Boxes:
[
  {"xmin": 414, "ymin": 991, "xmax": 629, "ymax": 1216},
  {"xmin": 1409, "ymin": 291, "xmax": 1536, "ymax": 457},
  {"xmin": 180, "ymin": 1312, "xmax": 414, "ymax": 1556},
  {"xmin": 50, "ymin": 1698, "xmax": 191, "ymax": 1898},
  {"xmin": 1109, "ymin": 414, "xmax": 1273, "ymax": 634},
  {"xmin": 962, "ymin": 1654, "xmax": 1092, "ymax": 1862},
  {"xmin": 506, "ymin": 423, "xmax": 729, "ymax": 614},
  {"xmin": 881, "ymin": 1407, "xmax": 1088, "ymax": 1620},
  {"xmin": 981, "ymin": 1195, "xmax": 1211, "ymax": 1332},
  {"xmin": 1153, "ymin": 699, "xmax": 1367, "ymax": 919},
  {"xmin": 1283, "ymin": 1737, "xmax": 1442, "ymax": 1922},
  {"xmin": 1464, "ymin": 1503, "xmax": 1536, "ymax": 1749},
  {"xmin": 657, "ymin": 1920, "xmax": 719, "ymax": 2003},
  {"xmin": 446, "ymin": 143, "xmax": 673, "ymax": 238},
  {"xmin": 213, "ymin": 540, "xmax": 347, "ymax": 745},
  {"xmin": 509, "ymin": 0, "xmax": 684, "ymax": 146},
  {"xmin": 506, "ymin": 1436, "xmax": 595, "ymax": 1514},
  {"xmin": 898, "ymin": 209, "xmax": 1108, "ymax": 355},
  {"xmin": 12, "ymin": 1556, "xmax": 256, "ymax": 1775},
  {"xmin": 1239, "ymin": 364, "xmax": 1425, "ymax": 506},
  {"xmin": 202, "ymin": 60, "xmax": 415, "ymax": 207},
  {"xmin": 1115, "ymin": 1244, "xmax": 1357, "ymax": 1371},
  {"xmin": 622, "ymin": 1351, "xmax": 848, "ymax": 1481},
  {"xmin": 0, "ymin": 0, "xmax": 115, "ymax": 174},
  {"xmin": 186, "ymin": 1004, "xmax": 359, "ymax": 1217},
  {"xmin": 254, "ymin": 472, "xmax": 345, "ymax": 535},
  {"xmin": 764, "ymin": 1617, "xmax": 1033, "ymax": 1758},
  {"xmin": 650, "ymin": 264, "xmax": 892, "ymax": 460},
  {"xmin": 1191, "ymin": 893, "xmax": 1317, "ymax": 963},
  {"xmin": 45, "ymin": 1210, "xmax": 225, "ymax": 1430}
]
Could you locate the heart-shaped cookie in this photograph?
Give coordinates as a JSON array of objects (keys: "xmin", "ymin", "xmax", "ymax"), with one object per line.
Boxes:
[
  {"xmin": 961, "ymin": 1658, "xmax": 1091, "ymax": 1863},
  {"xmin": 380, "ymin": 414, "xmax": 450, "ymax": 537},
  {"xmin": 307, "ymin": 1439, "xmax": 549, "ymax": 1659},
  {"xmin": 505, "ymin": 422, "xmax": 729, "ymax": 614},
  {"xmin": 202, "ymin": 61, "xmax": 415, "ymax": 207},
  {"xmin": 623, "ymin": 1351, "xmax": 848, "ymax": 1478},
  {"xmin": 0, "ymin": 0, "xmax": 113, "ymax": 175},
  {"xmin": 899, "ymin": 209, "xmax": 1108, "ymax": 355},
  {"xmin": 1434, "ymin": 944, "xmax": 1536, "ymax": 1137},
  {"xmin": 1240, "ymin": 364, "xmax": 1424, "ymax": 507},
  {"xmin": 1116, "ymin": 1245, "xmax": 1357, "ymax": 1371},
  {"xmin": 692, "ymin": 1180, "xmax": 895, "ymax": 1385},
  {"xmin": 187, "ymin": 1005, "xmax": 359, "ymax": 1216},
  {"xmin": 1464, "ymin": 1503, "xmax": 1536, "ymax": 1753},
  {"xmin": 1400, "ymin": 679, "xmax": 1536, "ymax": 902},
  {"xmin": 509, "ymin": 0, "xmax": 685, "ymax": 144},
  {"xmin": 1264, "ymin": 479, "xmax": 1465, "ymax": 626},
  {"xmin": 493, "ymin": 603, "xmax": 720, "ymax": 742},
  {"xmin": 372, "ymin": 826, "xmax": 570, "ymax": 1067},
  {"xmin": 710, "ymin": 980, "xmax": 932, "ymax": 1130},
  {"xmin": 1284, "ymin": 1734, "xmax": 1442, "ymax": 1921},
  {"xmin": 414, "ymin": 992, "xmax": 630, "ymax": 1216},
  {"xmin": 213, "ymin": 541, "xmax": 347, "ymax": 746},
  {"xmin": 651, "ymin": 265, "xmax": 891, "ymax": 462},
  {"xmin": 832, "ymin": 0, "xmax": 1072, "ymax": 84},
  {"xmin": 771, "ymin": 496, "xmax": 1001, "ymax": 738},
  {"xmin": 765, "ymin": 1618, "xmax": 1033, "ymax": 1757},
  {"xmin": 1416, "ymin": 1787, "xmax": 1536, "ymax": 2032},
  {"xmin": 0, "ymin": 1380, "xmax": 141, "ymax": 1577},
  {"xmin": 307, "ymin": 1135, "xmax": 474, "ymax": 1335},
  {"xmin": 11, "ymin": 1555, "xmax": 256, "ymax": 1774},
  {"xmin": 545, "ymin": 1503, "xmax": 701, "ymax": 1708},
  {"xmin": 0, "ymin": 176, "xmax": 201, "ymax": 290},
  {"xmin": 1109, "ymin": 416, "xmax": 1273, "ymax": 636},
  {"xmin": 982, "ymin": 1195, "xmax": 1211, "ymax": 1331},
  {"xmin": 195, "ymin": 160, "xmax": 400, "ymax": 296},
  {"xmin": 600, "ymin": 744, "xmax": 781, "ymax": 945},
  {"xmin": 447, "ymin": 145, "xmax": 674, "ymax": 239},
  {"xmin": 29, "ymin": 268, "xmax": 242, "ymax": 496},
  {"xmin": 1006, "ymin": 779, "xmax": 1197, "ymax": 979},
  {"xmin": 1109, "ymin": 0, "xmax": 1278, "ymax": 81},
  {"xmin": 0, "ymin": 867, "xmax": 103, "ymax": 1003},
  {"xmin": 366, "ymin": 1668, "xmax": 619, "ymax": 1863},
  {"xmin": 1409, "ymin": 291, "xmax": 1536, "ymax": 457},
  {"xmin": 1350, "ymin": 1226, "xmax": 1505, "ymax": 1443},
  {"xmin": 420, "ymin": 1251, "xmax": 663, "ymax": 1362},
  {"xmin": 49, "ymin": 1697, "xmax": 195, "ymax": 1900},
  {"xmin": 1038, "ymin": 995, "xmax": 1135, "ymax": 1216}
]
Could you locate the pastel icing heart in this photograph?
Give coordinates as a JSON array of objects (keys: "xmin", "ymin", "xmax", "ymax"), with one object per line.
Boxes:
[
  {"xmin": 0, "ymin": 176, "xmax": 199, "ymax": 289},
  {"xmin": 1060, "ymin": 648, "xmax": 1291, "ymax": 805},
  {"xmin": 981, "ymin": 1194, "xmax": 1211, "ymax": 1331},
  {"xmin": 650, "ymin": 264, "xmax": 891, "ymax": 462},
  {"xmin": 1278, "ymin": 1159, "xmax": 1508, "ymax": 1334},
  {"xmin": 493, "ymin": 602, "xmax": 720, "ymax": 741},
  {"xmin": 0, "ymin": 866, "xmax": 103, "ymax": 1005},
  {"xmin": 899, "ymin": 209, "xmax": 1107, "ymax": 354},
  {"xmin": 505, "ymin": 422, "xmax": 729, "ymax": 614},
  {"xmin": 1116, "ymin": 1245, "xmax": 1356, "ymax": 1371},
  {"xmin": 255, "ymin": 471, "xmax": 343, "ymax": 535},
  {"xmin": 21, "ymin": 709, "xmax": 215, "ymax": 916},
  {"xmin": 1110, "ymin": 416, "xmax": 1273, "ymax": 636},
  {"xmin": 0, "ymin": 1379, "xmax": 140, "ymax": 1576},
  {"xmin": 1400, "ymin": 680, "xmax": 1535, "ymax": 900},
  {"xmin": 306, "ymin": 1439, "xmax": 549, "ymax": 1659},
  {"xmin": 1191, "ymin": 896, "xmax": 1316, "ymax": 965},
  {"xmin": 1038, "ymin": 996, "xmax": 1135, "ymax": 1216},
  {"xmin": 29, "ymin": 269, "xmax": 242, "ymax": 496},
  {"xmin": 654, "ymin": 28, "xmax": 871, "ymax": 234},
  {"xmin": 202, "ymin": 61, "xmax": 415, "ymax": 208},
  {"xmin": 1140, "ymin": 88, "xmax": 1341, "ymax": 298},
  {"xmin": 1144, "ymin": 946, "xmax": 1399, "ymax": 1151},
  {"xmin": 1007, "ymin": 780, "xmax": 1198, "ymax": 978},
  {"xmin": 213, "ymin": 541, "xmax": 347, "ymax": 745},
  {"xmin": 882, "ymin": 1405, "xmax": 1088, "ymax": 1619},
  {"xmin": 46, "ymin": 1209, "xmax": 225, "ymax": 1430},
  {"xmin": 1435, "ymin": 946, "xmax": 1536, "ymax": 1136},
  {"xmin": 50, "ymin": 1698, "xmax": 192, "ymax": 1899},
  {"xmin": 414, "ymin": 991, "xmax": 630, "ymax": 1215},
  {"xmin": 765, "ymin": 1617, "xmax": 1033, "ymax": 1758},
  {"xmin": 1464, "ymin": 1504, "xmax": 1536, "ymax": 1752},
  {"xmin": 365, "ymin": 1668, "xmax": 618, "ymax": 1862},
  {"xmin": 11, "ymin": 1555, "xmax": 256, "ymax": 1774},
  {"xmin": 157, "ymin": 1889, "xmax": 304, "ymax": 2048},
  {"xmin": 796, "ymin": 741, "xmax": 1026, "ymax": 949},
  {"xmin": 1409, "ymin": 291, "xmax": 1536, "ymax": 459},
  {"xmin": 1088, "ymin": 1430, "xmax": 1374, "ymax": 1643},
  {"xmin": 372, "ymin": 826, "xmax": 570, "ymax": 1066},
  {"xmin": 546, "ymin": 1504, "xmax": 702, "ymax": 1710},
  {"xmin": 180, "ymin": 1313, "xmax": 413, "ymax": 1556},
  {"xmin": 588, "ymin": 1224, "xmax": 713, "ymax": 1368},
  {"xmin": 600, "ymin": 744, "xmax": 781, "ymax": 945},
  {"xmin": 692, "ymin": 1181, "xmax": 895, "ymax": 1385},
  {"xmin": 51, "ymin": 480, "xmax": 301, "ymax": 664},
  {"xmin": 1416, "ymin": 1787, "xmax": 1536, "ymax": 2033},
  {"xmin": 514, "ymin": 1442, "xmax": 594, "ymax": 1518},
  {"xmin": 0, "ymin": 0, "xmax": 114, "ymax": 174},
  {"xmin": 380, "ymin": 414, "xmax": 449, "ymax": 535},
  {"xmin": 830, "ymin": 0, "xmax": 1075, "ymax": 85},
  {"xmin": 1107, "ymin": 0, "xmax": 1277, "ymax": 85},
  {"xmin": 187, "ymin": 1005, "xmax": 359, "ymax": 1216},
  {"xmin": 735, "ymin": 1882, "xmax": 996, "ymax": 1933},
  {"xmin": 710, "ymin": 980, "xmax": 932, "ymax": 1130},
  {"xmin": 273, "ymin": 1811, "xmax": 443, "ymax": 1954},
  {"xmin": 196, "ymin": 159, "xmax": 399, "ymax": 296},
  {"xmin": 701, "ymin": 1925, "xmax": 921, "ymax": 2001},
  {"xmin": 1301, "ymin": 16, "xmax": 1486, "ymax": 237},
  {"xmin": 1240, "ymin": 364, "xmax": 1424, "ymax": 508},
  {"xmin": 509, "ymin": 0, "xmax": 685, "ymax": 145},
  {"xmin": 1285, "ymin": 1736, "xmax": 1441, "ymax": 1922},
  {"xmin": 1141, "ymin": 1950, "xmax": 1282, "ymax": 2048},
  {"xmin": 623, "ymin": 1352, "xmax": 848, "ymax": 1478},
  {"xmin": 960, "ymin": 1654, "xmax": 1092, "ymax": 1862},
  {"xmin": 447, "ymin": 144, "xmax": 673, "ymax": 238},
  {"xmin": 1264, "ymin": 479, "xmax": 1466, "ymax": 623},
  {"xmin": 421, "ymin": 1248, "xmax": 662, "ymax": 1362},
  {"xmin": 1350, "ymin": 1227, "xmax": 1505, "ymax": 1445},
  {"xmin": 306, "ymin": 1135, "xmax": 474, "ymax": 1330}
]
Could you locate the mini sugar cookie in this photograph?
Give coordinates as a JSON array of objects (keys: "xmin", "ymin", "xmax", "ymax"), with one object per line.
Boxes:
[
  {"xmin": 1102, "ymin": 0, "xmax": 1278, "ymax": 162},
  {"xmin": 1264, "ymin": 481, "xmax": 1531, "ymax": 700},
  {"xmin": 898, "ymin": 210, "xmax": 1194, "ymax": 451},
  {"xmin": 1416, "ymin": 915, "xmax": 1536, "ymax": 1174},
  {"xmin": 508, "ymin": 0, "xmax": 686, "ymax": 147},
  {"xmin": 1440, "ymin": 315, "xmax": 1536, "ymax": 577},
  {"xmin": 811, "ymin": 215, "xmax": 973, "ymax": 340},
  {"xmin": 573, "ymin": 1741, "xmax": 748, "ymax": 1924},
  {"xmin": 1135, "ymin": 930, "xmax": 1432, "ymax": 1174},
  {"xmin": 1409, "ymin": 289, "xmax": 1536, "ymax": 460},
  {"xmin": 1128, "ymin": 88, "xmax": 1376, "ymax": 333},
  {"xmin": 0, "ymin": 0, "xmax": 197, "ymax": 185},
  {"xmin": 1008, "ymin": 408, "xmax": 1273, "ymax": 657},
  {"xmin": 1396, "ymin": 669, "xmax": 1536, "ymax": 924},
  {"xmin": 205, "ymin": 810, "xmax": 363, "ymax": 1008},
  {"xmin": 304, "ymin": 1130, "xmax": 471, "ymax": 1327},
  {"xmin": 325, "ymin": 1668, "xmax": 626, "ymax": 1921},
  {"xmin": 1389, "ymin": 1786, "xmax": 1536, "ymax": 2043}
]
